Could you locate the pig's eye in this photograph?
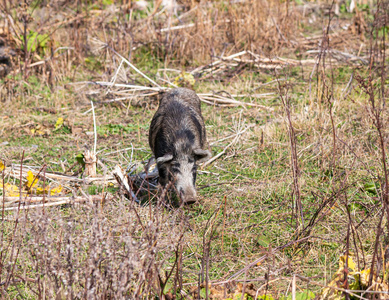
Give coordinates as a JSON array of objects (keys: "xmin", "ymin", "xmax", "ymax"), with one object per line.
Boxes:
[{"xmin": 171, "ymin": 167, "xmax": 181, "ymax": 174}]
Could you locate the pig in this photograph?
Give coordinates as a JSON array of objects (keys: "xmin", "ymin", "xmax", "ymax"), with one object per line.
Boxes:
[{"xmin": 149, "ymin": 88, "xmax": 212, "ymax": 204}]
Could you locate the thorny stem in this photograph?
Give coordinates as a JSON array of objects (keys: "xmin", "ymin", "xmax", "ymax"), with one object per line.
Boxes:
[
  {"xmin": 276, "ymin": 73, "xmax": 304, "ymax": 228},
  {"xmin": 345, "ymin": 189, "xmax": 364, "ymax": 271},
  {"xmin": 42, "ymin": 165, "xmax": 46, "ymax": 214},
  {"xmin": 1, "ymin": 167, "xmax": 4, "ymax": 220},
  {"xmin": 199, "ymin": 205, "xmax": 221, "ymax": 298},
  {"xmin": 22, "ymin": 0, "xmax": 28, "ymax": 79},
  {"xmin": 317, "ymin": 1, "xmax": 337, "ymax": 171},
  {"xmin": 0, "ymin": 166, "xmax": 4, "ymax": 283},
  {"xmin": 4, "ymin": 151, "xmax": 24, "ymax": 289},
  {"xmin": 357, "ymin": 0, "xmax": 389, "ymax": 288},
  {"xmin": 344, "ymin": 205, "xmax": 350, "ymax": 300},
  {"xmin": 369, "ymin": 212, "xmax": 384, "ymax": 287},
  {"xmin": 377, "ymin": 1, "xmax": 389, "ymax": 236}
]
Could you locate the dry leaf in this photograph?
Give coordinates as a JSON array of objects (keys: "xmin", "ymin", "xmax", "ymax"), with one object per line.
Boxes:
[{"xmin": 30, "ymin": 124, "xmax": 50, "ymax": 136}]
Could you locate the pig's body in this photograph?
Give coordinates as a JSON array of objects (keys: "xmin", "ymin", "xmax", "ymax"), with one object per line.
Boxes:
[{"xmin": 149, "ymin": 88, "xmax": 211, "ymax": 204}]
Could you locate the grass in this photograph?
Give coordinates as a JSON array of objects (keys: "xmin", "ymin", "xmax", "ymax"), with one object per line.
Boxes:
[{"xmin": 1, "ymin": 0, "xmax": 389, "ymax": 298}]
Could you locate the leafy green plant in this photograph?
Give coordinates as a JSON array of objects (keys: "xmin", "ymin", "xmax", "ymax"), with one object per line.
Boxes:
[
  {"xmin": 75, "ymin": 153, "xmax": 85, "ymax": 169},
  {"xmin": 84, "ymin": 56, "xmax": 102, "ymax": 71},
  {"xmin": 21, "ymin": 31, "xmax": 50, "ymax": 53},
  {"xmin": 280, "ymin": 290, "xmax": 315, "ymax": 300},
  {"xmin": 363, "ymin": 181, "xmax": 379, "ymax": 195}
]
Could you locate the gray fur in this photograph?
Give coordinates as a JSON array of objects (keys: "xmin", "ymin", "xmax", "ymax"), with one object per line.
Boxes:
[{"xmin": 149, "ymin": 88, "xmax": 212, "ymax": 204}]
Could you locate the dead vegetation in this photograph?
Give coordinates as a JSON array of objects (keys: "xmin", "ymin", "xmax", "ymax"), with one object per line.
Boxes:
[{"xmin": 0, "ymin": 0, "xmax": 389, "ymax": 299}]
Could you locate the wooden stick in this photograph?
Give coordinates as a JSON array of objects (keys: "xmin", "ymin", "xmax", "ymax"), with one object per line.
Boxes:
[
  {"xmin": 3, "ymin": 195, "xmax": 102, "ymax": 202},
  {"xmin": 94, "ymin": 82, "xmax": 165, "ymax": 91},
  {"xmin": 4, "ymin": 167, "xmax": 114, "ymax": 183},
  {"xmin": 198, "ymin": 93, "xmax": 275, "ymax": 98},
  {"xmin": 106, "ymin": 47, "xmax": 161, "ymax": 88},
  {"xmin": 3, "ymin": 196, "xmax": 103, "ymax": 211},
  {"xmin": 199, "ymin": 96, "xmax": 271, "ymax": 109},
  {"xmin": 190, "ymin": 51, "xmax": 247, "ymax": 74}
]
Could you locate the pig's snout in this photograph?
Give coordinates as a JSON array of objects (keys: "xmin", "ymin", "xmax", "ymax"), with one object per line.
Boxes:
[{"xmin": 179, "ymin": 188, "xmax": 197, "ymax": 204}]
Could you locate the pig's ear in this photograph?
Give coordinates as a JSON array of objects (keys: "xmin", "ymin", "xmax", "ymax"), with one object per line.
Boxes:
[
  {"xmin": 193, "ymin": 149, "xmax": 212, "ymax": 163},
  {"xmin": 157, "ymin": 153, "xmax": 173, "ymax": 165}
]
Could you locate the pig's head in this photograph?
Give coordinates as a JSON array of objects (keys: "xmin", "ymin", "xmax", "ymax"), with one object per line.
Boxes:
[{"xmin": 156, "ymin": 148, "xmax": 211, "ymax": 204}]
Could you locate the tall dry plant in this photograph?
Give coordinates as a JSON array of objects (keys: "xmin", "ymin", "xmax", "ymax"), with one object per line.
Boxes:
[
  {"xmin": 275, "ymin": 72, "xmax": 303, "ymax": 229},
  {"xmin": 2, "ymin": 194, "xmax": 188, "ymax": 297},
  {"xmin": 131, "ymin": 0, "xmax": 302, "ymax": 65},
  {"xmin": 0, "ymin": 0, "xmax": 305, "ymax": 88},
  {"xmin": 0, "ymin": 157, "xmax": 188, "ymax": 298},
  {"xmin": 354, "ymin": 0, "xmax": 389, "ymax": 286}
]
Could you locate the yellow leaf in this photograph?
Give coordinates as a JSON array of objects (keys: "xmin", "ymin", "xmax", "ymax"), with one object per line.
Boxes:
[
  {"xmin": 54, "ymin": 117, "xmax": 64, "ymax": 130},
  {"xmin": 26, "ymin": 170, "xmax": 39, "ymax": 190},
  {"xmin": 321, "ymin": 253, "xmax": 359, "ymax": 299},
  {"xmin": 30, "ymin": 128, "xmax": 45, "ymax": 136},
  {"xmin": 359, "ymin": 268, "xmax": 371, "ymax": 286},
  {"xmin": 36, "ymin": 187, "xmax": 45, "ymax": 194},
  {"xmin": 50, "ymin": 185, "xmax": 62, "ymax": 195},
  {"xmin": 0, "ymin": 160, "xmax": 4, "ymax": 171},
  {"xmin": 36, "ymin": 129, "xmax": 45, "ymax": 136},
  {"xmin": 36, "ymin": 185, "xmax": 63, "ymax": 196},
  {"xmin": 339, "ymin": 253, "xmax": 356, "ymax": 271}
]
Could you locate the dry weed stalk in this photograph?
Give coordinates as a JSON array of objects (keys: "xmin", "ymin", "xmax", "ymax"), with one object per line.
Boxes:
[
  {"xmin": 276, "ymin": 72, "xmax": 303, "ymax": 228},
  {"xmin": 354, "ymin": 0, "xmax": 389, "ymax": 287},
  {"xmin": 1, "ymin": 170, "xmax": 188, "ymax": 298}
]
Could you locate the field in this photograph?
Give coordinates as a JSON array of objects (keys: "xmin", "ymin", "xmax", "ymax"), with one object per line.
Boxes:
[{"xmin": 0, "ymin": 0, "xmax": 389, "ymax": 299}]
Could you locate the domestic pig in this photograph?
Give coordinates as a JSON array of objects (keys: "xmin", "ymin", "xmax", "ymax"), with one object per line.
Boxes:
[{"xmin": 149, "ymin": 88, "xmax": 211, "ymax": 204}]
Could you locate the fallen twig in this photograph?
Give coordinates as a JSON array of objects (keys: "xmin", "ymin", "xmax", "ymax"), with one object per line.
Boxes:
[
  {"xmin": 3, "ymin": 195, "xmax": 104, "ymax": 211},
  {"xmin": 306, "ymin": 49, "xmax": 368, "ymax": 65},
  {"xmin": 4, "ymin": 166, "xmax": 114, "ymax": 184},
  {"xmin": 97, "ymin": 42, "xmax": 161, "ymax": 88}
]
